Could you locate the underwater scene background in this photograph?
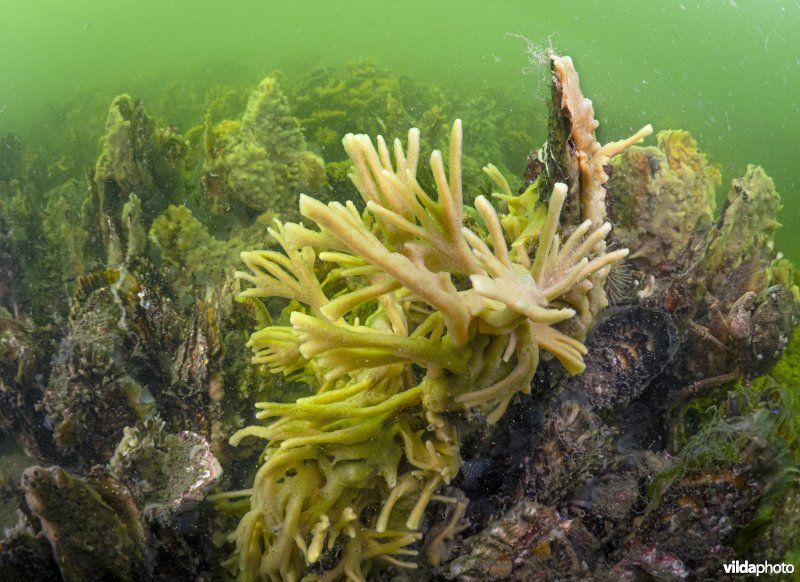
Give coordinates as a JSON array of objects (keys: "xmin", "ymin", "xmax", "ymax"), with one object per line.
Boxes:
[{"xmin": 1, "ymin": 1, "xmax": 800, "ymax": 581}]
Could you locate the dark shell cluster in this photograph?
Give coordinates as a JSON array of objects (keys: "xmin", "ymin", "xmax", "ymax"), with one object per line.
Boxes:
[
  {"xmin": 437, "ymin": 64, "xmax": 800, "ymax": 581},
  {"xmin": 563, "ymin": 306, "xmax": 678, "ymax": 411}
]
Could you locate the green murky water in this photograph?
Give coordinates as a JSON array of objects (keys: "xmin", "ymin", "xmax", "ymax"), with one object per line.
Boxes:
[{"xmin": 2, "ymin": 1, "xmax": 799, "ymax": 259}]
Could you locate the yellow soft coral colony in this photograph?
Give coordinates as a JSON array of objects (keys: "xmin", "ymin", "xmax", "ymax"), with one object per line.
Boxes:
[{"xmin": 226, "ymin": 110, "xmax": 646, "ymax": 580}]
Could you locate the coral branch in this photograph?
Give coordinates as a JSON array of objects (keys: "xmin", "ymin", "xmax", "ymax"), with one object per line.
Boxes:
[{"xmin": 230, "ymin": 112, "xmax": 628, "ymax": 579}]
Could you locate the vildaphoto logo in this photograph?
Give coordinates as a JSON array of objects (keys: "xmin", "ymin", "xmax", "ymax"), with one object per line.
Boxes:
[{"xmin": 722, "ymin": 560, "xmax": 795, "ymax": 576}]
